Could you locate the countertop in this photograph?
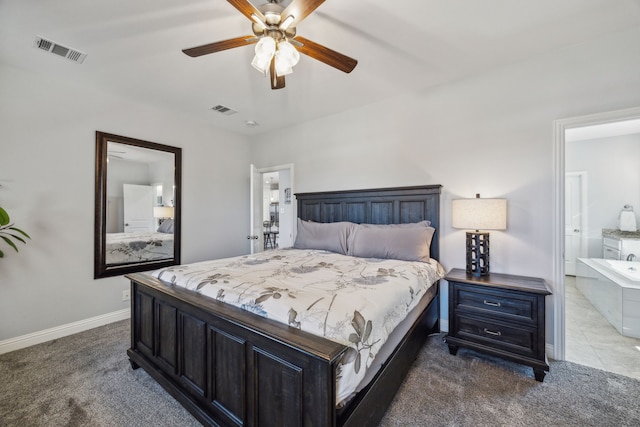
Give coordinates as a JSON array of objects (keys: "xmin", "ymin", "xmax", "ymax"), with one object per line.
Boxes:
[{"xmin": 603, "ymin": 228, "xmax": 640, "ymax": 239}]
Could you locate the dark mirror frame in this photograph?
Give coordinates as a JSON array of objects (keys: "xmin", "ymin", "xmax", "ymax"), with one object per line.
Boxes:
[{"xmin": 94, "ymin": 131, "xmax": 182, "ymax": 279}]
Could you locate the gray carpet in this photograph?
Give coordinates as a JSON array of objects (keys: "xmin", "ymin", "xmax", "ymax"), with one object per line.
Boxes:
[{"xmin": 1, "ymin": 320, "xmax": 639, "ymax": 426}]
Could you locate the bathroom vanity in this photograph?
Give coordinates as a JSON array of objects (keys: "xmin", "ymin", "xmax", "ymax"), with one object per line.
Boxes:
[{"xmin": 602, "ymin": 229, "xmax": 640, "ymax": 260}]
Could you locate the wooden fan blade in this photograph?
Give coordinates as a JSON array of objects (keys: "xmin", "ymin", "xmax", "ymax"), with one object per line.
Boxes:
[
  {"xmin": 269, "ymin": 58, "xmax": 286, "ymax": 90},
  {"xmin": 227, "ymin": 0, "xmax": 265, "ymax": 22},
  {"xmin": 280, "ymin": 0, "xmax": 325, "ymax": 28},
  {"xmin": 293, "ymin": 36, "xmax": 357, "ymax": 73},
  {"xmin": 182, "ymin": 36, "xmax": 257, "ymax": 57}
]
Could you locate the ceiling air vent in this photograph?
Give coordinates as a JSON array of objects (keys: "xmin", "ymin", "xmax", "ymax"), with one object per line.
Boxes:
[
  {"xmin": 33, "ymin": 36, "xmax": 87, "ymax": 64},
  {"xmin": 211, "ymin": 105, "xmax": 238, "ymax": 116}
]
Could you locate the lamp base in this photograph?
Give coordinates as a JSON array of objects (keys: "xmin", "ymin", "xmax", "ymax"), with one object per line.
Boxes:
[{"xmin": 466, "ymin": 231, "xmax": 490, "ymax": 276}]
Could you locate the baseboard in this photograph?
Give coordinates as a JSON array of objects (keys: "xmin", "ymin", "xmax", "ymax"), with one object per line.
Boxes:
[
  {"xmin": 0, "ymin": 308, "xmax": 130, "ymax": 355},
  {"xmin": 439, "ymin": 316, "xmax": 449, "ymax": 333}
]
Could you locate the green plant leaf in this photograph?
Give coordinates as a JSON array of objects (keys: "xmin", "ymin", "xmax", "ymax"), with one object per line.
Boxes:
[
  {"xmin": 0, "ymin": 207, "xmax": 9, "ymax": 226},
  {"xmin": 4, "ymin": 233, "xmax": 26, "ymax": 244},
  {"xmin": 1, "ymin": 235, "xmax": 19, "ymax": 253},
  {"xmin": 9, "ymin": 226, "xmax": 30, "ymax": 239},
  {"xmin": 0, "ymin": 248, "xmax": 4, "ymax": 257}
]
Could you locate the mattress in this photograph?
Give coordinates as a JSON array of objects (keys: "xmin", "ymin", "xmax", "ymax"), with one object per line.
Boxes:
[{"xmin": 152, "ymin": 248, "xmax": 445, "ymax": 404}]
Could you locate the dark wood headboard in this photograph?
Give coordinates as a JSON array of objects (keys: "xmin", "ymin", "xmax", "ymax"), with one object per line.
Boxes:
[{"xmin": 295, "ymin": 185, "xmax": 442, "ymax": 260}]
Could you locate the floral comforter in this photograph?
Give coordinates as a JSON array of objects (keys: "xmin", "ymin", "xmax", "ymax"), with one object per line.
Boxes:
[
  {"xmin": 106, "ymin": 231, "xmax": 173, "ymax": 264},
  {"xmin": 152, "ymin": 248, "xmax": 445, "ymax": 403}
]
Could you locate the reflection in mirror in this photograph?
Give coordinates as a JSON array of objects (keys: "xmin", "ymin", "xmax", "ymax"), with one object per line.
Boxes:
[{"xmin": 95, "ymin": 132, "xmax": 181, "ymax": 279}]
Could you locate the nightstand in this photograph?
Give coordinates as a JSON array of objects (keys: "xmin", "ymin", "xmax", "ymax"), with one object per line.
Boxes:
[{"xmin": 444, "ymin": 268, "xmax": 552, "ymax": 381}]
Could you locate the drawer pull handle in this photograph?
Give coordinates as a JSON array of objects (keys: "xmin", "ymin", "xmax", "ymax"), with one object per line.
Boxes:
[
  {"xmin": 483, "ymin": 328, "xmax": 502, "ymax": 336},
  {"xmin": 483, "ymin": 300, "xmax": 501, "ymax": 307}
]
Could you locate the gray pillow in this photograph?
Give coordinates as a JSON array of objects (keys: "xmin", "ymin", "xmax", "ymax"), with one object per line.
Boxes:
[
  {"xmin": 157, "ymin": 219, "xmax": 174, "ymax": 234},
  {"xmin": 347, "ymin": 221, "xmax": 435, "ymax": 262},
  {"xmin": 293, "ymin": 219, "xmax": 355, "ymax": 254}
]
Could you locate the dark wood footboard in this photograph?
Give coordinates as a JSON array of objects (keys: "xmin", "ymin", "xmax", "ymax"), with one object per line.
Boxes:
[{"xmin": 127, "ymin": 273, "xmax": 439, "ymax": 427}]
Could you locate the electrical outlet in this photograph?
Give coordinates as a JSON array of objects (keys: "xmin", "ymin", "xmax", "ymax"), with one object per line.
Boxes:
[{"xmin": 122, "ymin": 289, "xmax": 131, "ymax": 301}]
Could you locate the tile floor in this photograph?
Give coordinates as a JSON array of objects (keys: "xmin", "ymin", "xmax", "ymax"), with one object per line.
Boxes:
[{"xmin": 565, "ymin": 275, "xmax": 640, "ymax": 380}]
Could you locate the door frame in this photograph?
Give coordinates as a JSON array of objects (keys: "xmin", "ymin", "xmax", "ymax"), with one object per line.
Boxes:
[
  {"xmin": 552, "ymin": 106, "xmax": 640, "ymax": 361},
  {"xmin": 249, "ymin": 163, "xmax": 295, "ymax": 253}
]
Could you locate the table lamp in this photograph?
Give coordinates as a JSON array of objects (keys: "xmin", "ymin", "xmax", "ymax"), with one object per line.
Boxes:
[
  {"xmin": 153, "ymin": 206, "xmax": 174, "ymax": 224},
  {"xmin": 452, "ymin": 194, "xmax": 507, "ymax": 276}
]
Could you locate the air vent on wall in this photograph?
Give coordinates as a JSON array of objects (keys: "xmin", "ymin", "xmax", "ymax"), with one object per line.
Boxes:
[
  {"xmin": 33, "ymin": 36, "xmax": 87, "ymax": 64},
  {"xmin": 211, "ymin": 104, "xmax": 238, "ymax": 116}
]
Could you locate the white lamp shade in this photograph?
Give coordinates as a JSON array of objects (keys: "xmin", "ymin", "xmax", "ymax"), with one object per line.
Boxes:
[
  {"xmin": 274, "ymin": 60, "xmax": 293, "ymax": 76},
  {"xmin": 452, "ymin": 197, "xmax": 507, "ymax": 230},
  {"xmin": 277, "ymin": 41, "xmax": 299, "ymax": 65},
  {"xmin": 274, "ymin": 40, "xmax": 299, "ymax": 76},
  {"xmin": 251, "ymin": 37, "xmax": 276, "ymax": 74},
  {"xmin": 153, "ymin": 206, "xmax": 174, "ymax": 219}
]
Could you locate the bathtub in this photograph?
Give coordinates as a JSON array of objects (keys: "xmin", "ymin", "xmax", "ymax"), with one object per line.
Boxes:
[
  {"xmin": 605, "ymin": 260, "xmax": 640, "ymax": 281},
  {"xmin": 575, "ymin": 258, "xmax": 640, "ymax": 339}
]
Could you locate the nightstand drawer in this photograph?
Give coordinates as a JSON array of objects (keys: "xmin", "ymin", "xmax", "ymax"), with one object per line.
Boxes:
[
  {"xmin": 454, "ymin": 314, "xmax": 537, "ymax": 358},
  {"xmin": 445, "ymin": 269, "xmax": 551, "ymax": 381},
  {"xmin": 454, "ymin": 284, "xmax": 536, "ymax": 324}
]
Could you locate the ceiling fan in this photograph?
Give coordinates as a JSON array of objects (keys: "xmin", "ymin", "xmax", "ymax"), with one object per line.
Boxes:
[{"xmin": 182, "ymin": 0, "xmax": 358, "ymax": 90}]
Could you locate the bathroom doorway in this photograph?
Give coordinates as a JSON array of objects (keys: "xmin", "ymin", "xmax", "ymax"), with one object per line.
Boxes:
[{"xmin": 554, "ymin": 106, "xmax": 640, "ymax": 379}]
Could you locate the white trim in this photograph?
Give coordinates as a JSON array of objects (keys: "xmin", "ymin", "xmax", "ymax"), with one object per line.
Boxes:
[
  {"xmin": 0, "ymin": 308, "xmax": 130, "ymax": 355},
  {"xmin": 552, "ymin": 106, "xmax": 640, "ymax": 361},
  {"xmin": 546, "ymin": 343, "xmax": 554, "ymax": 359}
]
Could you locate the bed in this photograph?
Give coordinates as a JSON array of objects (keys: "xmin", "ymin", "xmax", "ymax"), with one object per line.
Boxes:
[
  {"xmin": 106, "ymin": 230, "xmax": 174, "ymax": 264},
  {"xmin": 126, "ymin": 185, "xmax": 442, "ymax": 426}
]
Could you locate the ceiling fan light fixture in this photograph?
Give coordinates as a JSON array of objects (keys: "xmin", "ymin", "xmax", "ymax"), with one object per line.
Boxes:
[
  {"xmin": 251, "ymin": 54, "xmax": 271, "ymax": 74},
  {"xmin": 251, "ymin": 36, "xmax": 276, "ymax": 74},
  {"xmin": 274, "ymin": 60, "xmax": 293, "ymax": 77},
  {"xmin": 276, "ymin": 40, "xmax": 300, "ymax": 67}
]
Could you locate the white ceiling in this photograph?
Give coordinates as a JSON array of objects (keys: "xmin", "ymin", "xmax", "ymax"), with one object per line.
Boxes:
[{"xmin": 1, "ymin": 0, "xmax": 639, "ymax": 136}]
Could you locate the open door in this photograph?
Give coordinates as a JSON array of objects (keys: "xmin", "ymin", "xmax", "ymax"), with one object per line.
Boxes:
[
  {"xmin": 249, "ymin": 164, "xmax": 264, "ymax": 254},
  {"xmin": 123, "ymin": 184, "xmax": 154, "ymax": 232},
  {"xmin": 564, "ymin": 172, "xmax": 587, "ymax": 276}
]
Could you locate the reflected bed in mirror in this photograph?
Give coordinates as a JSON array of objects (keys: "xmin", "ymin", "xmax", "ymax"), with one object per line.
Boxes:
[{"xmin": 95, "ymin": 132, "xmax": 181, "ymax": 279}]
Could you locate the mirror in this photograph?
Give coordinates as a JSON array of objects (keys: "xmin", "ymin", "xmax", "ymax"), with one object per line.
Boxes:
[{"xmin": 95, "ymin": 131, "xmax": 181, "ymax": 278}]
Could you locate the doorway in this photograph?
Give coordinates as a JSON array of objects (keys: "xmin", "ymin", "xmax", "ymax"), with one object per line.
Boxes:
[
  {"xmin": 249, "ymin": 164, "xmax": 294, "ymax": 254},
  {"xmin": 564, "ymin": 171, "xmax": 587, "ymax": 276},
  {"xmin": 553, "ymin": 107, "xmax": 640, "ymax": 378}
]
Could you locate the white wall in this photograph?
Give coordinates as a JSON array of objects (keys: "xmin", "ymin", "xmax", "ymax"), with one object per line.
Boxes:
[
  {"xmin": 0, "ymin": 63, "xmax": 251, "ymax": 341},
  {"xmin": 250, "ymin": 27, "xmax": 640, "ymax": 344},
  {"xmin": 567, "ymin": 134, "xmax": 640, "ymax": 257}
]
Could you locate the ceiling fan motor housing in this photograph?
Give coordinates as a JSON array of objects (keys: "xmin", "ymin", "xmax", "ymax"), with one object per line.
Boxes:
[{"xmin": 252, "ymin": 3, "xmax": 296, "ymax": 39}]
